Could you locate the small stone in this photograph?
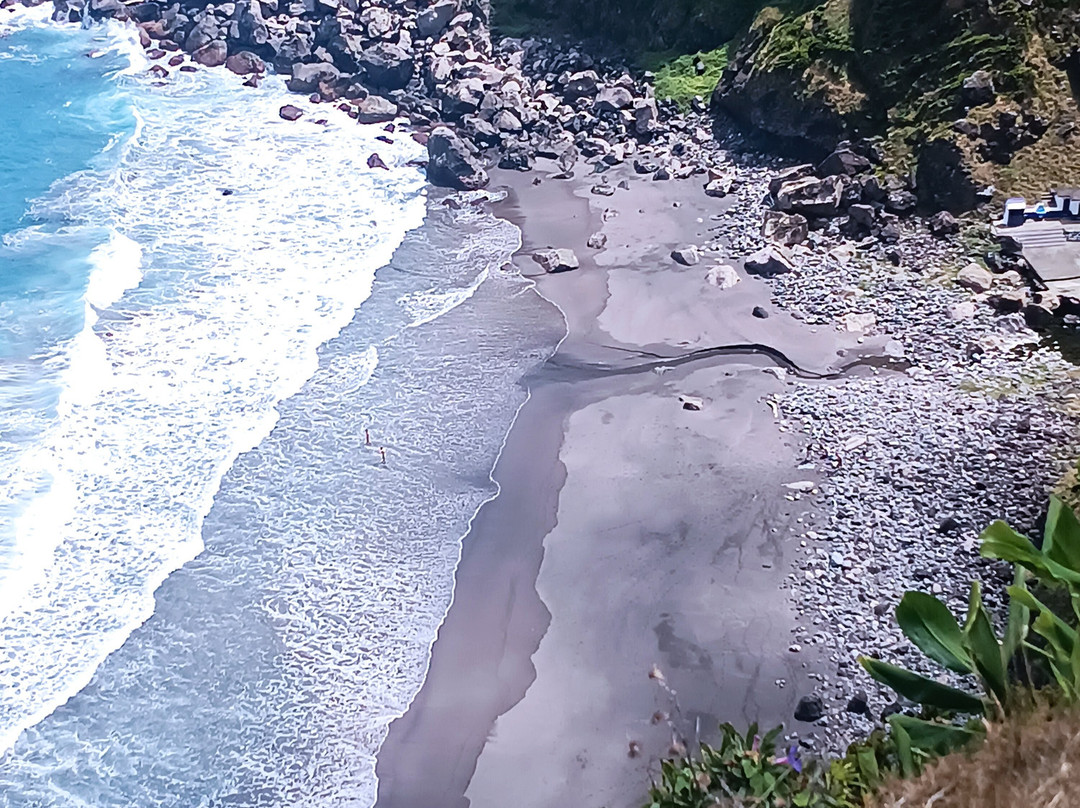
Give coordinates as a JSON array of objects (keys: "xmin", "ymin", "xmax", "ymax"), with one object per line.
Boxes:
[
  {"xmin": 949, "ymin": 301, "xmax": 977, "ymax": 321},
  {"xmin": 279, "ymin": 104, "xmax": 304, "ymax": 121},
  {"xmin": 752, "ymin": 306, "xmax": 769, "ymax": 319},
  {"xmin": 794, "ymin": 695, "xmax": 825, "ymax": 722},
  {"xmin": 531, "ymin": 248, "xmax": 579, "ymax": 273},
  {"xmin": 670, "ymin": 246, "xmax": 700, "ymax": 266},
  {"xmin": 841, "ymin": 312, "xmax": 876, "ymax": 333},
  {"xmin": 679, "ymin": 395, "xmax": 704, "ymax": 411},
  {"xmin": 587, "ymin": 232, "xmax": 607, "ymax": 249},
  {"xmin": 367, "ymin": 153, "xmax": 389, "ymax": 170}
]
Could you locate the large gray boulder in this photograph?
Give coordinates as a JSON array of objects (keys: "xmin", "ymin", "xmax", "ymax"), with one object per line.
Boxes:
[
  {"xmin": 594, "ymin": 86, "xmax": 633, "ymax": 113},
  {"xmin": 358, "ymin": 43, "xmax": 414, "ymax": 90},
  {"xmin": 563, "ymin": 70, "xmax": 599, "ymax": 100},
  {"xmin": 184, "ymin": 16, "xmax": 221, "ymax": 52},
  {"xmin": 416, "ymin": 0, "xmax": 456, "ymax": 38},
  {"xmin": 744, "ymin": 245, "xmax": 796, "ymax": 277},
  {"xmin": 234, "ymin": 0, "xmax": 268, "ymax": 47},
  {"xmin": 286, "ymin": 61, "xmax": 341, "ymax": 93},
  {"xmin": 427, "ymin": 127, "xmax": 488, "ymax": 191},
  {"xmin": 775, "ymin": 175, "xmax": 844, "ymax": 218},
  {"xmin": 817, "ymin": 148, "xmax": 871, "ymax": 177},
  {"xmin": 225, "ymin": 50, "xmax": 264, "ymax": 75},
  {"xmin": 192, "ymin": 40, "xmax": 228, "ymax": 67},
  {"xmin": 355, "ymin": 95, "xmax": 398, "ymax": 124}
]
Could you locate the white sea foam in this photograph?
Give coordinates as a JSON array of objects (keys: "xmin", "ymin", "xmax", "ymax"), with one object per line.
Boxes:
[{"xmin": 0, "ymin": 44, "xmax": 427, "ymax": 755}]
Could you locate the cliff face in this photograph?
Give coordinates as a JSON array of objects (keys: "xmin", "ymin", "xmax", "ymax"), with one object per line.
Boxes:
[
  {"xmin": 715, "ymin": 0, "xmax": 1080, "ymax": 208},
  {"xmin": 505, "ymin": 0, "xmax": 1080, "ymax": 210}
]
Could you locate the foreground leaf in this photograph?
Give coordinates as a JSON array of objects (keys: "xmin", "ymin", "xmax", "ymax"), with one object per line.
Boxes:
[
  {"xmin": 888, "ymin": 714, "xmax": 984, "ymax": 757},
  {"xmin": 859, "ymin": 657, "xmax": 985, "ymax": 713},
  {"xmin": 896, "ymin": 591, "xmax": 973, "ymax": 674}
]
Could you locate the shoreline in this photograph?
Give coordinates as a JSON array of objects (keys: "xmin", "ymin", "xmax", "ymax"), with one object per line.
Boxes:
[{"xmin": 374, "ymin": 158, "xmax": 872, "ymax": 807}]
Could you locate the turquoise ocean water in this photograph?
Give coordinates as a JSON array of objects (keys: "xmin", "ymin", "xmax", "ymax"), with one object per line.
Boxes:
[{"xmin": 0, "ymin": 7, "xmax": 559, "ymax": 805}]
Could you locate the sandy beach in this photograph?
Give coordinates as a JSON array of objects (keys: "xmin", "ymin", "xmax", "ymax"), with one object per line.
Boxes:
[{"xmin": 375, "ymin": 161, "xmax": 883, "ymax": 808}]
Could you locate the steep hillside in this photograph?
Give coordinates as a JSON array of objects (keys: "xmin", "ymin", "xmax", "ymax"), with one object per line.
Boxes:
[
  {"xmin": 497, "ymin": 0, "xmax": 1080, "ymax": 210},
  {"xmin": 714, "ymin": 0, "xmax": 1080, "ymax": 208}
]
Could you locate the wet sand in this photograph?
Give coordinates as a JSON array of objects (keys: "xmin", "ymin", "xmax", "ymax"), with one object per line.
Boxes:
[{"xmin": 375, "ymin": 162, "xmax": 872, "ymax": 808}]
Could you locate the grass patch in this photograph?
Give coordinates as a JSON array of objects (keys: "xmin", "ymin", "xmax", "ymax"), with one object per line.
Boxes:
[{"xmin": 645, "ymin": 46, "xmax": 730, "ymax": 107}]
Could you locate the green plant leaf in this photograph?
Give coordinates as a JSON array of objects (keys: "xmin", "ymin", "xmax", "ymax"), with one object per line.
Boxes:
[
  {"xmin": 854, "ymin": 745, "xmax": 880, "ymax": 789},
  {"xmin": 888, "ymin": 714, "xmax": 984, "ymax": 757},
  {"xmin": 1044, "ymin": 496, "xmax": 1080, "ymax": 573},
  {"xmin": 896, "ymin": 591, "xmax": 973, "ymax": 674},
  {"xmin": 891, "ymin": 719, "xmax": 916, "ymax": 779},
  {"xmin": 1003, "ymin": 565, "xmax": 1030, "ymax": 660},
  {"xmin": 962, "ymin": 582, "xmax": 1009, "ymax": 707},
  {"xmin": 1008, "ymin": 585, "xmax": 1078, "ymax": 652},
  {"xmin": 983, "ymin": 521, "xmax": 1080, "ymax": 586},
  {"xmin": 859, "ymin": 656, "xmax": 985, "ymax": 713}
]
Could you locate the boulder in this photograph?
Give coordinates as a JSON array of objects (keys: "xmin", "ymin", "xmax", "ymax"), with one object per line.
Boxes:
[
  {"xmin": 705, "ymin": 264, "xmax": 740, "ymax": 289},
  {"xmin": 956, "ymin": 262, "xmax": 994, "ymax": 292},
  {"xmin": 775, "ymin": 175, "xmax": 844, "ymax": 218},
  {"xmin": 841, "ymin": 312, "xmax": 877, "ymax": 332},
  {"xmin": 760, "ymin": 210, "xmax": 807, "ymax": 246},
  {"xmin": 794, "ymin": 694, "xmax": 824, "ymax": 723},
  {"xmin": 287, "ymin": 62, "xmax": 341, "ymax": 94},
  {"xmin": 493, "ymin": 109, "xmax": 523, "ymax": 132},
  {"xmin": 279, "ymin": 104, "xmax": 304, "ymax": 121},
  {"xmin": 846, "ymin": 691, "xmax": 870, "ymax": 716},
  {"xmin": 426, "ymin": 126, "xmax": 488, "ymax": 190},
  {"xmin": 192, "ymin": 40, "xmax": 227, "ymax": 67},
  {"xmin": 87, "ymin": 0, "xmax": 126, "ymax": 19},
  {"xmin": 962, "ymin": 69, "xmax": 995, "ymax": 107},
  {"xmin": 768, "ymin": 164, "xmax": 814, "ymax": 197},
  {"xmin": 416, "ymin": 0, "xmax": 456, "ymax": 38},
  {"xmin": 355, "ymin": 95, "xmax": 398, "ymax": 124},
  {"xmin": 744, "ymin": 246, "xmax": 795, "ymax": 276},
  {"xmin": 225, "ymin": 51, "xmax": 264, "ymax": 75},
  {"xmin": 928, "ymin": 210, "xmax": 960, "ymax": 236},
  {"xmin": 587, "ymin": 232, "xmax": 607, "ymax": 249},
  {"xmin": 358, "ymin": 44, "xmax": 414, "ymax": 90},
  {"xmin": 704, "ymin": 175, "xmax": 733, "ymax": 198},
  {"xmin": 128, "ymin": 2, "xmax": 160, "ymax": 22},
  {"xmin": 633, "ymin": 98, "xmax": 658, "ymax": 135},
  {"xmin": 751, "ymin": 306, "xmax": 769, "ymax": 319},
  {"xmin": 885, "ymin": 189, "xmax": 918, "ymax": 215},
  {"xmin": 594, "ymin": 86, "xmax": 633, "ymax": 113},
  {"xmin": 531, "ymin": 248, "xmax": 579, "ymax": 273},
  {"xmin": 949, "ymin": 300, "xmax": 977, "ymax": 320},
  {"xmin": 563, "ymin": 70, "xmax": 599, "ymax": 100},
  {"xmin": 842, "ymin": 203, "xmax": 876, "ymax": 229},
  {"xmin": 359, "ymin": 6, "xmax": 394, "ymax": 38},
  {"xmin": 184, "ymin": 16, "xmax": 220, "ymax": 52},
  {"xmin": 678, "ymin": 395, "xmax": 704, "ymax": 411},
  {"xmin": 817, "ymin": 148, "xmax": 871, "ymax": 177},
  {"xmin": 235, "ymin": 0, "xmax": 268, "ymax": 47},
  {"xmin": 670, "ymin": 246, "xmax": 700, "ymax": 266}
]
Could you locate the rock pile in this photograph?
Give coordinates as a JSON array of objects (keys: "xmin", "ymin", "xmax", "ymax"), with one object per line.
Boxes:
[{"xmin": 39, "ymin": 0, "xmax": 726, "ymax": 191}]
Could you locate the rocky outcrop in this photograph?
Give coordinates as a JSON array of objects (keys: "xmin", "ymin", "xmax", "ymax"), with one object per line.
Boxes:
[{"xmin": 426, "ymin": 126, "xmax": 488, "ymax": 191}]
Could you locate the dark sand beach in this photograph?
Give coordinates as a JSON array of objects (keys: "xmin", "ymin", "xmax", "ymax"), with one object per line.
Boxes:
[{"xmin": 375, "ymin": 162, "xmax": 884, "ymax": 808}]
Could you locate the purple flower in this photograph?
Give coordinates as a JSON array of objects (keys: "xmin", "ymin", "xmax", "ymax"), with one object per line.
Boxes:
[{"xmin": 774, "ymin": 744, "xmax": 803, "ymax": 774}]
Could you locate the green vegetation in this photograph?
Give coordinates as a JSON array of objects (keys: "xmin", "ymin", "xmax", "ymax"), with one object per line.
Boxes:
[
  {"xmin": 646, "ymin": 47, "xmax": 730, "ymax": 107},
  {"xmin": 646, "ymin": 497, "xmax": 1080, "ymax": 807}
]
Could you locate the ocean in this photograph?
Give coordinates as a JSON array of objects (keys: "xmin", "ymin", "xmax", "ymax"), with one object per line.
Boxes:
[{"xmin": 0, "ymin": 8, "xmax": 560, "ymax": 805}]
